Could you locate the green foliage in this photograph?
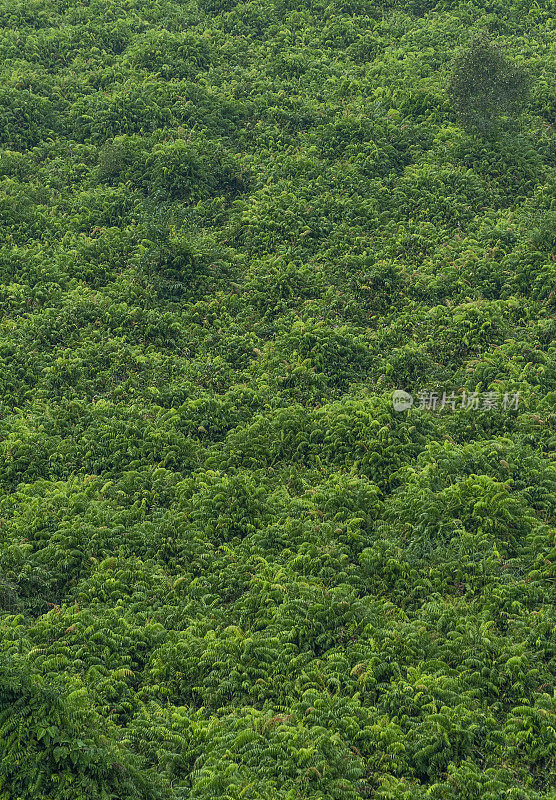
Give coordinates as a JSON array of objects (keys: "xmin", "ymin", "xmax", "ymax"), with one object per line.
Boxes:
[
  {"xmin": 0, "ymin": 0, "xmax": 554, "ymax": 798},
  {"xmin": 448, "ymin": 38, "xmax": 531, "ymax": 134},
  {"xmin": 0, "ymin": 652, "xmax": 169, "ymax": 799}
]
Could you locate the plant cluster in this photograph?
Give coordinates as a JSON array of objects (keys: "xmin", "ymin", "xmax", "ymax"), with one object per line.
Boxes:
[{"xmin": 0, "ymin": 0, "xmax": 554, "ymax": 797}]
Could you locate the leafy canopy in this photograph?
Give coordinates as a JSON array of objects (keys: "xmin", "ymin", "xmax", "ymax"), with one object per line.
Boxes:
[{"xmin": 448, "ymin": 38, "xmax": 531, "ymax": 134}]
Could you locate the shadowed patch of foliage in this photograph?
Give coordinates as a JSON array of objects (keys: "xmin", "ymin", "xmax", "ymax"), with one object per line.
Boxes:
[{"xmin": 448, "ymin": 37, "xmax": 531, "ymax": 134}]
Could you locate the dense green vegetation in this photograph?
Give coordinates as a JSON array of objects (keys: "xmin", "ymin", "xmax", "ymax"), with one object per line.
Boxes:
[{"xmin": 0, "ymin": 0, "xmax": 554, "ymax": 797}]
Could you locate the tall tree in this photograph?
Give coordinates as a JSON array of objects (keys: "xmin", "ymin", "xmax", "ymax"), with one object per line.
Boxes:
[{"xmin": 448, "ymin": 38, "xmax": 530, "ymax": 134}]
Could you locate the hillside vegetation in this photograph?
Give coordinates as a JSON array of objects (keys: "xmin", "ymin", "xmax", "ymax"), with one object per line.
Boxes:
[{"xmin": 0, "ymin": 0, "xmax": 555, "ymax": 797}]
